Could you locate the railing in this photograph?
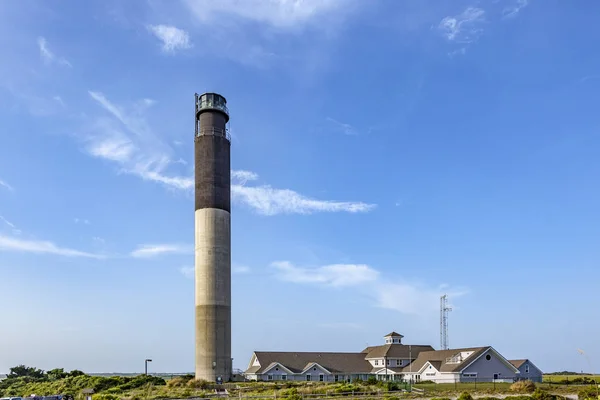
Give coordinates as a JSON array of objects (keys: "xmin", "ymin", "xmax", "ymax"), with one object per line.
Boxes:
[
  {"xmin": 196, "ymin": 127, "xmax": 231, "ymax": 141},
  {"xmin": 446, "ymin": 356, "xmax": 463, "ymax": 364},
  {"xmin": 197, "ymin": 99, "xmax": 229, "ymax": 117}
]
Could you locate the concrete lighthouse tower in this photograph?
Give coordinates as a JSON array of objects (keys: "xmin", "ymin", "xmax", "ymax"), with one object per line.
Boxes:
[{"xmin": 194, "ymin": 92, "xmax": 232, "ymax": 382}]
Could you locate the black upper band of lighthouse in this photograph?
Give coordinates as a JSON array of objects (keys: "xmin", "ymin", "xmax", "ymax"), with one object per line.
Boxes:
[{"xmin": 194, "ymin": 92, "xmax": 231, "ymax": 213}]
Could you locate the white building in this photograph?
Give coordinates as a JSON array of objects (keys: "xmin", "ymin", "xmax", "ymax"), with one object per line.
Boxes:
[{"xmin": 244, "ymin": 332, "xmax": 535, "ymax": 384}]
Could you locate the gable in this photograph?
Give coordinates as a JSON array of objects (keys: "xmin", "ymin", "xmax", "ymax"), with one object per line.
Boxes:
[
  {"xmin": 263, "ymin": 362, "xmax": 294, "ymax": 375},
  {"xmin": 302, "ymin": 362, "xmax": 331, "ymax": 374},
  {"xmin": 462, "ymin": 349, "xmax": 519, "ymax": 376}
]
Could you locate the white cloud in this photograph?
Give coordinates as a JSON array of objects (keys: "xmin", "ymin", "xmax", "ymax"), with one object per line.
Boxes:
[
  {"xmin": 183, "ymin": 0, "xmax": 346, "ymax": 29},
  {"xmin": 130, "ymin": 243, "xmax": 192, "ymax": 258},
  {"xmin": 92, "ymin": 236, "xmax": 105, "ymax": 244},
  {"xmin": 0, "ymin": 179, "xmax": 13, "ymax": 191},
  {"xmin": 503, "ymin": 0, "xmax": 529, "ymax": 18},
  {"xmin": 233, "ymin": 264, "xmax": 251, "ymax": 274},
  {"xmin": 37, "ymin": 37, "xmax": 72, "ymax": 67},
  {"xmin": 232, "ymin": 184, "xmax": 375, "ymax": 215},
  {"xmin": 270, "ymin": 260, "xmax": 468, "ymax": 315},
  {"xmin": 231, "ymin": 170, "xmax": 259, "ymax": 184},
  {"xmin": 147, "ymin": 25, "xmax": 192, "ymax": 53},
  {"xmin": 271, "ymin": 261, "xmax": 380, "ymax": 287},
  {"xmin": 0, "ymin": 216, "xmax": 21, "ymax": 235},
  {"xmin": 326, "ymin": 117, "xmax": 357, "ymax": 136},
  {"xmin": 438, "ymin": 7, "xmax": 486, "ymax": 43},
  {"xmin": 0, "ymin": 235, "xmax": 103, "ymax": 258},
  {"xmin": 83, "ymin": 91, "xmax": 374, "ymax": 214},
  {"xmin": 74, "ymin": 218, "xmax": 90, "ymax": 225}
]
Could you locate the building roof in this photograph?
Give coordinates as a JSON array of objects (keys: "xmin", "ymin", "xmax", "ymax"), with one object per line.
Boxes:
[
  {"xmin": 509, "ymin": 359, "xmax": 528, "ymax": 369},
  {"xmin": 362, "ymin": 344, "xmax": 435, "ymax": 359},
  {"xmin": 384, "ymin": 332, "xmax": 404, "ymax": 337},
  {"xmin": 247, "ymin": 351, "xmax": 372, "ymax": 374},
  {"xmin": 402, "ymin": 347, "xmax": 490, "ymax": 373}
]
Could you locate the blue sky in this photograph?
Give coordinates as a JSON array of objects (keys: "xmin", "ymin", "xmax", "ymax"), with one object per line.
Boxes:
[{"xmin": 1, "ymin": 0, "xmax": 600, "ymax": 375}]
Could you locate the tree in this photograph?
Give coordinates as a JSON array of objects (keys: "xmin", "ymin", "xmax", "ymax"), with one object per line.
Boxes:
[
  {"xmin": 7, "ymin": 365, "xmax": 46, "ymax": 380},
  {"xmin": 48, "ymin": 368, "xmax": 68, "ymax": 381}
]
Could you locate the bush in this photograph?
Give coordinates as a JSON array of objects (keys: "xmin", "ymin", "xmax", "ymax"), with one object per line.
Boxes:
[
  {"xmin": 366, "ymin": 377, "xmax": 378, "ymax": 385},
  {"xmin": 186, "ymin": 379, "xmax": 209, "ymax": 389},
  {"xmin": 458, "ymin": 392, "xmax": 473, "ymax": 400},
  {"xmin": 431, "ymin": 397, "xmax": 452, "ymax": 400},
  {"xmin": 579, "ymin": 387, "xmax": 600, "ymax": 400},
  {"xmin": 511, "ymin": 380, "xmax": 537, "ymax": 393},
  {"xmin": 166, "ymin": 377, "xmax": 189, "ymax": 388}
]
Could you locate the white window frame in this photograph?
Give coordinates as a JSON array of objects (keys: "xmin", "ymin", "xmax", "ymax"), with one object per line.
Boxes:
[
  {"xmin": 306, "ymin": 374, "xmax": 311, "ymax": 381},
  {"xmin": 319, "ymin": 374, "xmax": 324, "ymax": 382}
]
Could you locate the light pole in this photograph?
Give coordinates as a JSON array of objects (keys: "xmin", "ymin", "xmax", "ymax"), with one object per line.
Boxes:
[
  {"xmin": 145, "ymin": 359, "xmax": 152, "ymax": 376},
  {"xmin": 409, "ymin": 345, "xmax": 412, "ymax": 391}
]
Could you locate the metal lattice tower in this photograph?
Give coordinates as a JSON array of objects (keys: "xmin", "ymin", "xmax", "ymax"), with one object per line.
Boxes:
[{"xmin": 440, "ymin": 294, "xmax": 452, "ymax": 350}]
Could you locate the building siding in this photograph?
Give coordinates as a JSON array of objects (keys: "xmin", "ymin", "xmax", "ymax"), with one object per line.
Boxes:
[
  {"xmin": 517, "ymin": 361, "xmax": 543, "ymax": 383},
  {"xmin": 461, "ymin": 350, "xmax": 518, "ymax": 382}
]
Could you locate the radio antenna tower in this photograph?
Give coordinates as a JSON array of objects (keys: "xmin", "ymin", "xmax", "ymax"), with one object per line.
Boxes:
[{"xmin": 440, "ymin": 294, "xmax": 452, "ymax": 350}]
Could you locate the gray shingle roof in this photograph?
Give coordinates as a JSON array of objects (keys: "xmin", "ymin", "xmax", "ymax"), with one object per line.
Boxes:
[
  {"xmin": 248, "ymin": 351, "xmax": 373, "ymax": 374},
  {"xmin": 384, "ymin": 332, "xmax": 403, "ymax": 337},
  {"xmin": 509, "ymin": 359, "xmax": 527, "ymax": 369},
  {"xmin": 363, "ymin": 344, "xmax": 435, "ymax": 359},
  {"xmin": 402, "ymin": 347, "xmax": 490, "ymax": 373}
]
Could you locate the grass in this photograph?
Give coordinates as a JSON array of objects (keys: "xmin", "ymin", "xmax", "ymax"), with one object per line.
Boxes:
[{"xmin": 2, "ymin": 372, "xmax": 598, "ymax": 400}]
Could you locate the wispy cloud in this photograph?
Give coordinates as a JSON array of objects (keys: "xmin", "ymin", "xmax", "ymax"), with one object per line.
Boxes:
[
  {"xmin": 231, "ymin": 170, "xmax": 259, "ymax": 184},
  {"xmin": 74, "ymin": 218, "xmax": 90, "ymax": 225},
  {"xmin": 233, "ymin": 264, "xmax": 251, "ymax": 274},
  {"xmin": 438, "ymin": 7, "xmax": 486, "ymax": 43},
  {"xmin": 0, "ymin": 235, "xmax": 103, "ymax": 258},
  {"xmin": 326, "ymin": 117, "xmax": 358, "ymax": 136},
  {"xmin": 0, "ymin": 178, "xmax": 13, "ymax": 191},
  {"xmin": 37, "ymin": 37, "xmax": 72, "ymax": 67},
  {"xmin": 232, "ymin": 183, "xmax": 375, "ymax": 215},
  {"xmin": 183, "ymin": 0, "xmax": 347, "ymax": 29},
  {"xmin": 270, "ymin": 260, "xmax": 468, "ymax": 314},
  {"xmin": 503, "ymin": 0, "xmax": 529, "ymax": 19},
  {"xmin": 147, "ymin": 25, "xmax": 192, "ymax": 53},
  {"xmin": 0, "ymin": 216, "xmax": 21, "ymax": 235},
  {"xmin": 83, "ymin": 91, "xmax": 374, "ymax": 215},
  {"xmin": 131, "ymin": 243, "xmax": 193, "ymax": 258},
  {"xmin": 271, "ymin": 261, "xmax": 380, "ymax": 287}
]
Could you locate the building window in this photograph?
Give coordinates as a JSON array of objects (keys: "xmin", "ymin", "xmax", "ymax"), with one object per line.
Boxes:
[
  {"xmin": 525, "ymin": 365, "xmax": 530, "ymax": 374},
  {"xmin": 282, "ymin": 374, "xmax": 287, "ymax": 381},
  {"xmin": 387, "ymin": 359, "xmax": 390, "ymax": 366},
  {"xmin": 463, "ymin": 373, "xmax": 477, "ymax": 378},
  {"xmin": 396, "ymin": 360, "xmax": 401, "ymax": 366},
  {"xmin": 306, "ymin": 374, "xmax": 311, "ymax": 381},
  {"xmin": 319, "ymin": 374, "xmax": 324, "ymax": 382},
  {"xmin": 334, "ymin": 375, "xmax": 339, "ymax": 382},
  {"xmin": 275, "ymin": 368, "xmax": 279, "ymax": 371},
  {"xmin": 375, "ymin": 360, "xmax": 379, "ymax": 366},
  {"xmin": 268, "ymin": 375, "xmax": 273, "ymax": 381},
  {"xmin": 486, "ymin": 354, "xmax": 492, "ymax": 361},
  {"xmin": 313, "ymin": 367, "xmax": 317, "ymax": 371}
]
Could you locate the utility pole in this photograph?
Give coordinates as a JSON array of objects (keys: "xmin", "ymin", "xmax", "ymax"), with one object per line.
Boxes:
[
  {"xmin": 440, "ymin": 294, "xmax": 452, "ymax": 350},
  {"xmin": 145, "ymin": 359, "xmax": 152, "ymax": 376}
]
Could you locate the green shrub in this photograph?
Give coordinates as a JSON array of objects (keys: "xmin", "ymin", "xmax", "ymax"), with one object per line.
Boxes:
[
  {"xmin": 511, "ymin": 380, "xmax": 537, "ymax": 393},
  {"xmin": 458, "ymin": 392, "xmax": 473, "ymax": 400},
  {"xmin": 186, "ymin": 378, "xmax": 209, "ymax": 389},
  {"xmin": 366, "ymin": 377, "xmax": 378, "ymax": 385},
  {"xmin": 431, "ymin": 397, "xmax": 452, "ymax": 400},
  {"xmin": 578, "ymin": 387, "xmax": 600, "ymax": 400}
]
